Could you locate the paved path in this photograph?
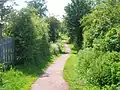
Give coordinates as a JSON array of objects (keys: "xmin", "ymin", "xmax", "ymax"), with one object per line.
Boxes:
[{"xmin": 31, "ymin": 43, "xmax": 71, "ymax": 90}]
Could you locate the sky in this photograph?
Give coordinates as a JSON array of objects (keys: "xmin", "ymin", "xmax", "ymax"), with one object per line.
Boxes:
[{"xmin": 12, "ymin": 0, "xmax": 71, "ymax": 19}]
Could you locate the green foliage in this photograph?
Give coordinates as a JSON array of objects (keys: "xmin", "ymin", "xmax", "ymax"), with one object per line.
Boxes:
[
  {"xmin": 5, "ymin": 8, "xmax": 50, "ymax": 64},
  {"xmin": 64, "ymin": 46, "xmax": 101, "ymax": 90},
  {"xmin": 93, "ymin": 28, "xmax": 120, "ymax": 52},
  {"xmin": 64, "ymin": 54, "xmax": 81, "ymax": 90},
  {"xmin": 64, "ymin": 46, "xmax": 100, "ymax": 90},
  {"xmin": 45, "ymin": 16, "xmax": 61, "ymax": 42},
  {"xmin": 60, "ymin": 20, "xmax": 68, "ymax": 35},
  {"xmin": 1, "ymin": 53, "xmax": 58, "ymax": 90},
  {"xmin": 77, "ymin": 48, "xmax": 120, "ymax": 88},
  {"xmin": 0, "ymin": 0, "xmax": 16, "ymax": 23},
  {"xmin": 56, "ymin": 41, "xmax": 64, "ymax": 53},
  {"xmin": 50, "ymin": 40, "xmax": 64, "ymax": 55},
  {"xmin": 2, "ymin": 7, "xmax": 65, "ymax": 90},
  {"xmin": 71, "ymin": 0, "xmax": 120, "ymax": 89},
  {"xmin": 2, "ymin": 68, "xmax": 28, "ymax": 90},
  {"xmin": 50, "ymin": 43, "xmax": 60, "ymax": 55},
  {"xmin": 64, "ymin": 0, "xmax": 120, "ymax": 90},
  {"xmin": 105, "ymin": 28, "xmax": 120, "ymax": 52},
  {"xmin": 82, "ymin": 0, "xmax": 120, "ymax": 52},
  {"xmin": 64, "ymin": 0, "xmax": 92, "ymax": 48},
  {"xmin": 27, "ymin": 0, "xmax": 48, "ymax": 17},
  {"xmin": 0, "ymin": 1, "xmax": 65, "ymax": 90},
  {"xmin": 0, "ymin": 64, "xmax": 3, "ymax": 86}
]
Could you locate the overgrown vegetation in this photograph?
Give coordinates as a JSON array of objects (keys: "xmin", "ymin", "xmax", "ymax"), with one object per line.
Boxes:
[
  {"xmin": 77, "ymin": 49, "xmax": 120, "ymax": 89},
  {"xmin": 64, "ymin": 54, "xmax": 79, "ymax": 90},
  {"xmin": 1, "ymin": 55, "xmax": 57, "ymax": 90},
  {"xmin": 64, "ymin": 0, "xmax": 92, "ymax": 48},
  {"xmin": 45, "ymin": 16, "xmax": 61, "ymax": 43},
  {"xmin": 64, "ymin": 0, "xmax": 120, "ymax": 89},
  {"xmin": 1, "ymin": 0, "xmax": 120, "ymax": 89},
  {"xmin": 82, "ymin": 0, "xmax": 120, "ymax": 51},
  {"xmin": 64, "ymin": 44, "xmax": 80, "ymax": 90},
  {"xmin": 0, "ymin": 0, "xmax": 65, "ymax": 90},
  {"xmin": 5, "ymin": 8, "xmax": 50, "ymax": 64}
]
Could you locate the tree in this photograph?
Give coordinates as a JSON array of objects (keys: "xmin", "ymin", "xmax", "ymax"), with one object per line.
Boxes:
[
  {"xmin": 65, "ymin": 0, "xmax": 92, "ymax": 48},
  {"xmin": 0, "ymin": 0, "xmax": 16, "ymax": 38},
  {"xmin": 60, "ymin": 19, "xmax": 68, "ymax": 35},
  {"xmin": 27, "ymin": 0, "xmax": 47, "ymax": 17},
  {"xmin": 45, "ymin": 16, "xmax": 61, "ymax": 42},
  {"xmin": 0, "ymin": 0, "xmax": 16, "ymax": 21},
  {"xmin": 5, "ymin": 8, "xmax": 50, "ymax": 64}
]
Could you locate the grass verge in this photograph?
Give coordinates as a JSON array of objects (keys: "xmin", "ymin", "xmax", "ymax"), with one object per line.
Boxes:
[
  {"xmin": 64, "ymin": 44, "xmax": 81, "ymax": 90},
  {"xmin": 1, "ymin": 55, "xmax": 60, "ymax": 90},
  {"xmin": 63, "ymin": 44, "xmax": 101, "ymax": 90},
  {"xmin": 64, "ymin": 54, "xmax": 81, "ymax": 90}
]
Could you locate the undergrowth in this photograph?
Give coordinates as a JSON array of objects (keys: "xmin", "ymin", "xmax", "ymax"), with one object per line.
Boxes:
[
  {"xmin": 64, "ymin": 44, "xmax": 120, "ymax": 90},
  {"xmin": 0, "ymin": 55, "xmax": 59, "ymax": 90}
]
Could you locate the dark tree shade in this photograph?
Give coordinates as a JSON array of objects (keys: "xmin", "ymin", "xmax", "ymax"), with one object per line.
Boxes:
[
  {"xmin": 46, "ymin": 16, "xmax": 61, "ymax": 42},
  {"xmin": 64, "ymin": 0, "xmax": 92, "ymax": 48}
]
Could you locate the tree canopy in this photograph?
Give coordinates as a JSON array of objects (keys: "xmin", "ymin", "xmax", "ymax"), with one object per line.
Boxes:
[
  {"xmin": 64, "ymin": 0, "xmax": 92, "ymax": 48},
  {"xmin": 27, "ymin": 0, "xmax": 48, "ymax": 17},
  {"xmin": 46, "ymin": 16, "xmax": 61, "ymax": 42}
]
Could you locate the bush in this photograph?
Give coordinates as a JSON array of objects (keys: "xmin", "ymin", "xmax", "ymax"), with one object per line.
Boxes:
[
  {"xmin": 57, "ymin": 40, "xmax": 65, "ymax": 53},
  {"xmin": 93, "ymin": 28, "xmax": 120, "ymax": 52},
  {"xmin": 50, "ymin": 43, "xmax": 60, "ymax": 55},
  {"xmin": 5, "ymin": 8, "xmax": 50, "ymax": 64},
  {"xmin": 105, "ymin": 28, "xmax": 120, "ymax": 52},
  {"xmin": 77, "ymin": 48, "xmax": 120, "ymax": 88},
  {"xmin": 82, "ymin": 1, "xmax": 120, "ymax": 52},
  {"xmin": 50, "ymin": 41, "xmax": 64, "ymax": 55}
]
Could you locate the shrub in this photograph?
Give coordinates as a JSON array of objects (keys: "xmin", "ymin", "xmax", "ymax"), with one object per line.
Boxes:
[
  {"xmin": 50, "ymin": 41, "xmax": 64, "ymax": 55},
  {"xmin": 56, "ymin": 40, "xmax": 65, "ymax": 53},
  {"xmin": 5, "ymin": 8, "xmax": 50, "ymax": 64},
  {"xmin": 105, "ymin": 28, "xmax": 120, "ymax": 52},
  {"xmin": 93, "ymin": 27, "xmax": 120, "ymax": 52},
  {"xmin": 50, "ymin": 43, "xmax": 60, "ymax": 55},
  {"xmin": 93, "ymin": 39, "xmax": 108, "ymax": 52},
  {"xmin": 77, "ymin": 48, "xmax": 120, "ymax": 88},
  {"xmin": 82, "ymin": 1, "xmax": 120, "ymax": 52}
]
